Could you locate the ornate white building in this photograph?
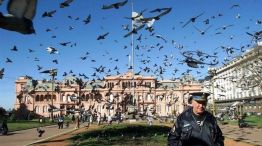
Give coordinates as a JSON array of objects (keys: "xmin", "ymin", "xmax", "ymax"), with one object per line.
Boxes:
[{"xmin": 209, "ymin": 45, "xmax": 262, "ymax": 114}]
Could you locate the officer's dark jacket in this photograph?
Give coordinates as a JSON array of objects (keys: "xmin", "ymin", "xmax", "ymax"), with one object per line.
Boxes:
[{"xmin": 167, "ymin": 107, "xmax": 224, "ymax": 146}]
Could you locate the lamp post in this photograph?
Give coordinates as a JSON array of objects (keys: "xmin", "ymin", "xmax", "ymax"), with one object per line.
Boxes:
[
  {"xmin": 49, "ymin": 69, "xmax": 57, "ymax": 122},
  {"xmin": 208, "ymin": 68, "xmax": 216, "ymax": 115}
]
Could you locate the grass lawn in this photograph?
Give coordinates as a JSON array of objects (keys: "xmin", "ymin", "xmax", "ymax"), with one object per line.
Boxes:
[
  {"xmin": 245, "ymin": 115, "xmax": 262, "ymax": 128},
  {"xmin": 69, "ymin": 123, "xmax": 171, "ymax": 146},
  {"xmin": 7, "ymin": 120, "xmax": 55, "ymax": 132},
  {"xmin": 220, "ymin": 115, "xmax": 262, "ymax": 128}
]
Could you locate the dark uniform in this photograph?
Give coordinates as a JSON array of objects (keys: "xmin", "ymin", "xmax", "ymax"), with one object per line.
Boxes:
[{"xmin": 167, "ymin": 107, "xmax": 224, "ymax": 146}]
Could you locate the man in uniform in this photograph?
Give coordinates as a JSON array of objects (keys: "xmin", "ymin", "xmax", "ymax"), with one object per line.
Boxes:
[{"xmin": 167, "ymin": 92, "xmax": 224, "ymax": 146}]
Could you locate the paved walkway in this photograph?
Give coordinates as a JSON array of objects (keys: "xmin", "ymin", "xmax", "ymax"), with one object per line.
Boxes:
[
  {"xmin": 219, "ymin": 124, "xmax": 262, "ymax": 146},
  {"xmin": 0, "ymin": 122, "xmax": 261, "ymax": 146},
  {"xmin": 0, "ymin": 122, "xmax": 88, "ymax": 146}
]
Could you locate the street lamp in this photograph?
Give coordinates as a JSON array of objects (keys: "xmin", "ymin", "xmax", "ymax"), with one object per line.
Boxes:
[
  {"xmin": 49, "ymin": 69, "xmax": 57, "ymax": 122},
  {"xmin": 208, "ymin": 68, "xmax": 217, "ymax": 115}
]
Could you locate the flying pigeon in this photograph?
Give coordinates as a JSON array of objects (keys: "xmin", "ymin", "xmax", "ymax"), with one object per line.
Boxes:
[
  {"xmin": 83, "ymin": 14, "xmax": 91, "ymax": 24},
  {"xmin": 125, "ymin": 9, "xmax": 147, "ymax": 20},
  {"xmin": 215, "ymin": 24, "xmax": 234, "ymax": 30},
  {"xmin": 36, "ymin": 127, "xmax": 45, "ymax": 137},
  {"xmin": 37, "ymin": 65, "xmax": 43, "ymax": 70},
  {"xmin": 124, "ymin": 24, "xmax": 145, "ymax": 37},
  {"xmin": 42, "ymin": 10, "xmax": 56, "ymax": 17},
  {"xmin": 97, "ymin": 32, "xmax": 109, "ymax": 40},
  {"xmin": 182, "ymin": 12, "xmax": 204, "ymax": 28},
  {"xmin": 0, "ymin": 0, "xmax": 37, "ymax": 34},
  {"xmin": 60, "ymin": 0, "xmax": 74, "ymax": 8},
  {"xmin": 139, "ymin": 7, "xmax": 171, "ymax": 24},
  {"xmin": 10, "ymin": 45, "xmax": 18, "ymax": 51},
  {"xmin": 155, "ymin": 35, "xmax": 167, "ymax": 43},
  {"xmin": 102, "ymin": 0, "xmax": 128, "ymax": 10},
  {"xmin": 5, "ymin": 57, "xmax": 12, "ymax": 63},
  {"xmin": 47, "ymin": 104, "xmax": 61, "ymax": 112},
  {"xmin": 230, "ymin": 4, "xmax": 240, "ymax": 9},
  {"xmin": 193, "ymin": 25, "xmax": 212, "ymax": 35},
  {"xmin": 150, "ymin": 8, "xmax": 170, "ymax": 13},
  {"xmin": 40, "ymin": 69, "xmax": 57, "ymax": 75},
  {"xmin": 0, "ymin": 68, "xmax": 4, "ymax": 79},
  {"xmin": 70, "ymin": 95, "xmax": 79, "ymax": 101},
  {"xmin": 28, "ymin": 48, "xmax": 34, "ymax": 53},
  {"xmin": 46, "ymin": 47, "xmax": 58, "ymax": 54},
  {"xmin": 246, "ymin": 31, "xmax": 262, "ymax": 42}
]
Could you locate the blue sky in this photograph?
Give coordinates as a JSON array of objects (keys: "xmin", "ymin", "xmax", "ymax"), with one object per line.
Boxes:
[{"xmin": 0, "ymin": 0, "xmax": 261, "ymax": 110}]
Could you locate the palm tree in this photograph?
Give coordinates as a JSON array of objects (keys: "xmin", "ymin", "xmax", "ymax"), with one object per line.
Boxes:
[{"xmin": 75, "ymin": 77, "xmax": 87, "ymax": 106}]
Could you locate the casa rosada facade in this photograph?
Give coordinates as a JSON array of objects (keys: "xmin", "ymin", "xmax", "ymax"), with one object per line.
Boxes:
[{"xmin": 14, "ymin": 71, "xmax": 202, "ymax": 118}]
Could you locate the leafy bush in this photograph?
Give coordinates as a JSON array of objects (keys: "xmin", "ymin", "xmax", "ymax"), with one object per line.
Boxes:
[{"xmin": 70, "ymin": 123, "xmax": 171, "ymax": 146}]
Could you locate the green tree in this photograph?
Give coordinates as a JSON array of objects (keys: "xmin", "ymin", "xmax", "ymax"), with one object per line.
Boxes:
[{"xmin": 0, "ymin": 106, "xmax": 7, "ymax": 120}]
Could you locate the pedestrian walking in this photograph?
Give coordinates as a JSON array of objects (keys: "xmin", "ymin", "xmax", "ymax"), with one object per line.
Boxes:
[
  {"xmin": 1, "ymin": 119, "xmax": 8, "ymax": 135},
  {"xmin": 121, "ymin": 112, "xmax": 125, "ymax": 122},
  {"xmin": 103, "ymin": 113, "xmax": 107, "ymax": 123},
  {"xmin": 89, "ymin": 113, "xmax": 93, "ymax": 124},
  {"xmin": 97, "ymin": 112, "xmax": 101, "ymax": 126},
  {"xmin": 168, "ymin": 92, "xmax": 224, "ymax": 146},
  {"xmin": 238, "ymin": 115, "xmax": 248, "ymax": 128},
  {"xmin": 147, "ymin": 108, "xmax": 153, "ymax": 126},
  {"xmin": 36, "ymin": 116, "xmax": 45, "ymax": 137},
  {"xmin": 71, "ymin": 114, "xmax": 75, "ymax": 123},
  {"xmin": 107, "ymin": 114, "xmax": 112, "ymax": 125},
  {"xmin": 75, "ymin": 116, "xmax": 80, "ymax": 129},
  {"xmin": 58, "ymin": 115, "xmax": 64, "ymax": 129}
]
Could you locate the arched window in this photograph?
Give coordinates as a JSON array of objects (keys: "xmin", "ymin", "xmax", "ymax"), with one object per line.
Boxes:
[
  {"xmin": 44, "ymin": 95, "xmax": 49, "ymax": 101},
  {"xmin": 52, "ymin": 95, "xmax": 56, "ymax": 101},
  {"xmin": 40, "ymin": 95, "xmax": 44, "ymax": 102},
  {"xmin": 35, "ymin": 95, "xmax": 40, "ymax": 102}
]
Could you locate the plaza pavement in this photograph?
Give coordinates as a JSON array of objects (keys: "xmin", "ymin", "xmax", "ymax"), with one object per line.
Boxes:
[
  {"xmin": 219, "ymin": 124, "xmax": 262, "ymax": 146},
  {"xmin": 0, "ymin": 122, "xmax": 261, "ymax": 146},
  {"xmin": 0, "ymin": 122, "xmax": 88, "ymax": 146}
]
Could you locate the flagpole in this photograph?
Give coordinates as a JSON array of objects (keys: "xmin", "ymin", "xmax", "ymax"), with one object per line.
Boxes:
[{"xmin": 131, "ymin": 2, "xmax": 135, "ymax": 106}]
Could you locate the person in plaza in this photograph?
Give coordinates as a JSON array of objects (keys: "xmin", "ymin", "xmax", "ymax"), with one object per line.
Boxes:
[
  {"xmin": 89, "ymin": 112, "xmax": 93, "ymax": 125},
  {"xmin": 121, "ymin": 112, "xmax": 125, "ymax": 122},
  {"xmin": 107, "ymin": 114, "xmax": 112, "ymax": 125},
  {"xmin": 58, "ymin": 115, "xmax": 64, "ymax": 129},
  {"xmin": 97, "ymin": 112, "xmax": 101, "ymax": 126},
  {"xmin": 116, "ymin": 111, "xmax": 121, "ymax": 124},
  {"xmin": 75, "ymin": 115, "xmax": 80, "ymax": 129},
  {"xmin": 71, "ymin": 114, "xmax": 75, "ymax": 123},
  {"xmin": 168, "ymin": 92, "xmax": 224, "ymax": 146},
  {"xmin": 39, "ymin": 116, "xmax": 44, "ymax": 123},
  {"xmin": 0, "ymin": 119, "xmax": 8, "ymax": 135},
  {"xmin": 146, "ymin": 107, "xmax": 153, "ymax": 126},
  {"xmin": 103, "ymin": 113, "xmax": 107, "ymax": 123},
  {"xmin": 238, "ymin": 115, "xmax": 248, "ymax": 128}
]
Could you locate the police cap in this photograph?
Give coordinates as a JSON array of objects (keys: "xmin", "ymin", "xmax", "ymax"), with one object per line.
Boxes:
[{"xmin": 190, "ymin": 92, "xmax": 210, "ymax": 102}]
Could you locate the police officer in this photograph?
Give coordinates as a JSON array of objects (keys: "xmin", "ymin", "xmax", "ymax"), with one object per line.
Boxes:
[{"xmin": 167, "ymin": 92, "xmax": 224, "ymax": 146}]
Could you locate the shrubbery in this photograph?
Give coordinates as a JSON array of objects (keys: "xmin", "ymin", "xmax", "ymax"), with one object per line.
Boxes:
[{"xmin": 70, "ymin": 123, "xmax": 171, "ymax": 146}]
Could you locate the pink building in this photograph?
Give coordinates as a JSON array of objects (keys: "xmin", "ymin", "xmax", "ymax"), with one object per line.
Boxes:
[{"xmin": 14, "ymin": 71, "xmax": 202, "ymax": 118}]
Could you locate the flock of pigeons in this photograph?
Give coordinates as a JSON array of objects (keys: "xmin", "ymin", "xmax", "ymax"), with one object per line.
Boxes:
[
  {"xmin": 0, "ymin": 0, "xmax": 261, "ymax": 82},
  {"xmin": 1, "ymin": 0, "xmax": 261, "ymax": 138}
]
